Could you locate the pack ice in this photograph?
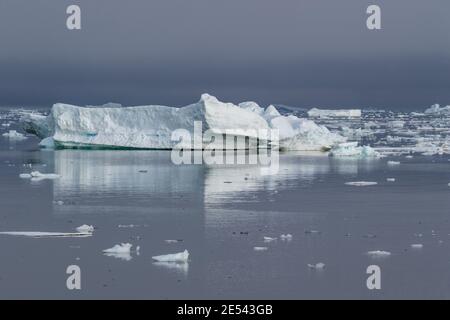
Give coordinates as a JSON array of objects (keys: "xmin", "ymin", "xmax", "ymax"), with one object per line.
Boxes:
[
  {"xmin": 21, "ymin": 94, "xmax": 345, "ymax": 151},
  {"xmin": 307, "ymin": 108, "xmax": 361, "ymax": 118}
]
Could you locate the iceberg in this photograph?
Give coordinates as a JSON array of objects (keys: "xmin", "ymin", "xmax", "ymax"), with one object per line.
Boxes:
[
  {"xmin": 307, "ymin": 108, "xmax": 361, "ymax": 118},
  {"xmin": 21, "ymin": 94, "xmax": 345, "ymax": 152},
  {"xmin": 2, "ymin": 130, "xmax": 27, "ymax": 140},
  {"xmin": 152, "ymin": 249, "xmax": 189, "ymax": 262},
  {"xmin": 424, "ymin": 104, "xmax": 450, "ymax": 115},
  {"xmin": 103, "ymin": 243, "xmax": 133, "ymax": 254},
  {"xmin": 328, "ymin": 142, "xmax": 380, "ymax": 158}
]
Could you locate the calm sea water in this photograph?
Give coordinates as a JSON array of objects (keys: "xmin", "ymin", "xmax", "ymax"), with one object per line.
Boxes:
[{"xmin": 1, "ymin": 110, "xmax": 450, "ymax": 299}]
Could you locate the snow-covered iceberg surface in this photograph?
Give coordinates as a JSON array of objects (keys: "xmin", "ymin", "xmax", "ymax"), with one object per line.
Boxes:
[
  {"xmin": 21, "ymin": 94, "xmax": 345, "ymax": 151},
  {"xmin": 329, "ymin": 142, "xmax": 380, "ymax": 158},
  {"xmin": 307, "ymin": 108, "xmax": 361, "ymax": 118}
]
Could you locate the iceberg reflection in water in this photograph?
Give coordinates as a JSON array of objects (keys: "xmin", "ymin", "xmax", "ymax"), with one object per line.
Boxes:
[{"xmin": 51, "ymin": 149, "xmax": 380, "ymax": 211}]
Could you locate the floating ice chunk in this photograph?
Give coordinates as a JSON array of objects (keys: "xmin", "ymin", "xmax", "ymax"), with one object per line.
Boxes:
[
  {"xmin": 411, "ymin": 244, "xmax": 423, "ymax": 249},
  {"xmin": 305, "ymin": 230, "xmax": 321, "ymax": 235},
  {"xmin": 2, "ymin": 130, "xmax": 27, "ymax": 140},
  {"xmin": 253, "ymin": 247, "xmax": 268, "ymax": 251},
  {"xmin": 19, "ymin": 173, "xmax": 32, "ymax": 179},
  {"xmin": 387, "ymin": 161, "xmax": 401, "ymax": 165},
  {"xmin": 152, "ymin": 250, "xmax": 189, "ymax": 262},
  {"xmin": 263, "ymin": 236, "xmax": 277, "ymax": 242},
  {"xmin": 307, "ymin": 108, "xmax": 361, "ymax": 118},
  {"xmin": 345, "ymin": 181, "xmax": 378, "ymax": 186},
  {"xmin": 367, "ymin": 250, "xmax": 391, "ymax": 257},
  {"xmin": 103, "ymin": 243, "xmax": 132, "ymax": 254},
  {"xmin": 405, "ymin": 155, "xmax": 414, "ymax": 159},
  {"xmin": 307, "ymin": 262, "xmax": 325, "ymax": 269},
  {"xmin": 165, "ymin": 239, "xmax": 183, "ymax": 244},
  {"xmin": 387, "ymin": 178, "xmax": 396, "ymax": 182},
  {"xmin": 0, "ymin": 231, "xmax": 92, "ymax": 238},
  {"xmin": 76, "ymin": 225, "xmax": 94, "ymax": 233},
  {"xmin": 280, "ymin": 234, "xmax": 293, "ymax": 241},
  {"xmin": 329, "ymin": 142, "xmax": 380, "ymax": 158},
  {"xmin": 30, "ymin": 171, "xmax": 61, "ymax": 180}
]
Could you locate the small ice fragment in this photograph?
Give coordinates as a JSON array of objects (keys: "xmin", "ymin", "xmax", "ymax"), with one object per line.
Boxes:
[
  {"xmin": 136, "ymin": 246, "xmax": 140, "ymax": 255},
  {"xmin": 387, "ymin": 161, "xmax": 401, "ymax": 165},
  {"xmin": 55, "ymin": 200, "xmax": 64, "ymax": 205},
  {"xmin": 19, "ymin": 173, "xmax": 32, "ymax": 179},
  {"xmin": 307, "ymin": 262, "xmax": 325, "ymax": 269},
  {"xmin": 263, "ymin": 236, "xmax": 277, "ymax": 242},
  {"xmin": 165, "ymin": 239, "xmax": 183, "ymax": 244},
  {"xmin": 76, "ymin": 225, "xmax": 94, "ymax": 233},
  {"xmin": 345, "ymin": 181, "xmax": 378, "ymax": 186},
  {"xmin": 367, "ymin": 250, "xmax": 391, "ymax": 257},
  {"xmin": 30, "ymin": 171, "xmax": 61, "ymax": 180},
  {"xmin": 405, "ymin": 155, "xmax": 413, "ymax": 159},
  {"xmin": 152, "ymin": 250, "xmax": 189, "ymax": 262},
  {"xmin": 305, "ymin": 230, "xmax": 321, "ymax": 235},
  {"xmin": 280, "ymin": 234, "xmax": 293, "ymax": 241},
  {"xmin": 387, "ymin": 178, "xmax": 396, "ymax": 182},
  {"xmin": 103, "ymin": 243, "xmax": 132, "ymax": 254},
  {"xmin": 253, "ymin": 246, "xmax": 268, "ymax": 251},
  {"xmin": 411, "ymin": 244, "xmax": 423, "ymax": 249}
]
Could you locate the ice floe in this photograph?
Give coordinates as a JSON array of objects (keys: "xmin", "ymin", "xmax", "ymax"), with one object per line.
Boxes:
[
  {"xmin": 76, "ymin": 225, "xmax": 94, "ymax": 233},
  {"xmin": 387, "ymin": 161, "xmax": 401, "ymax": 166},
  {"xmin": 103, "ymin": 243, "xmax": 133, "ymax": 254},
  {"xmin": 307, "ymin": 108, "xmax": 361, "ymax": 118},
  {"xmin": 30, "ymin": 171, "xmax": 61, "ymax": 180},
  {"xmin": 411, "ymin": 244, "xmax": 423, "ymax": 249},
  {"xmin": 345, "ymin": 181, "xmax": 378, "ymax": 186},
  {"xmin": 367, "ymin": 250, "xmax": 391, "ymax": 257},
  {"xmin": 307, "ymin": 262, "xmax": 325, "ymax": 269},
  {"xmin": 328, "ymin": 142, "xmax": 379, "ymax": 158},
  {"xmin": 386, "ymin": 178, "xmax": 396, "ymax": 182},
  {"xmin": 0, "ymin": 231, "xmax": 92, "ymax": 238},
  {"xmin": 280, "ymin": 234, "xmax": 293, "ymax": 241},
  {"xmin": 152, "ymin": 250, "xmax": 189, "ymax": 262},
  {"xmin": 253, "ymin": 246, "xmax": 268, "ymax": 251}
]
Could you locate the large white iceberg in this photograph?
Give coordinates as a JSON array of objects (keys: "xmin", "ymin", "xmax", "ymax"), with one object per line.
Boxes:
[
  {"xmin": 22, "ymin": 94, "xmax": 345, "ymax": 151},
  {"xmin": 307, "ymin": 108, "xmax": 361, "ymax": 118}
]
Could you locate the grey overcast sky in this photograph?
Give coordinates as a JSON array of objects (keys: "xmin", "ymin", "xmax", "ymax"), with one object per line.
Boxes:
[{"xmin": 0, "ymin": 0, "xmax": 449, "ymax": 110}]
